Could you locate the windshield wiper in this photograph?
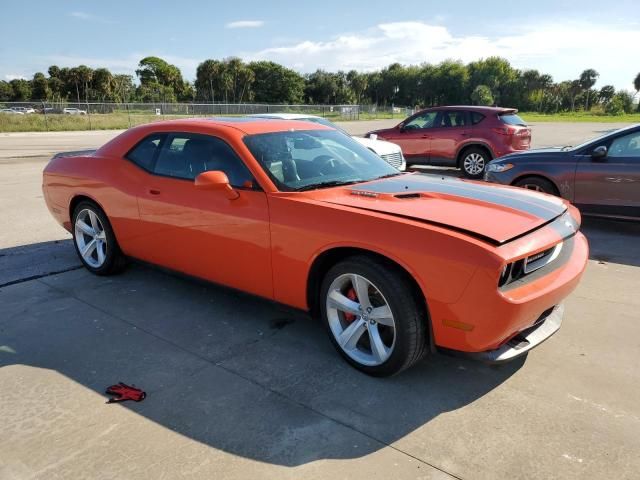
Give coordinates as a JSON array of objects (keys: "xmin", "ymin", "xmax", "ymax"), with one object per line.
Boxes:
[
  {"xmin": 296, "ymin": 179, "xmax": 364, "ymax": 192},
  {"xmin": 561, "ymin": 145, "xmax": 573, "ymax": 151}
]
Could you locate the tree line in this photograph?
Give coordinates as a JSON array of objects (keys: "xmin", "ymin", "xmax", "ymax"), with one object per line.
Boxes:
[{"xmin": 1, "ymin": 56, "xmax": 639, "ymax": 114}]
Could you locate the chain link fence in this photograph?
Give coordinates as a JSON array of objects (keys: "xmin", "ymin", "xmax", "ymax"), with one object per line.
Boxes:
[{"xmin": 0, "ymin": 101, "xmax": 414, "ymax": 132}]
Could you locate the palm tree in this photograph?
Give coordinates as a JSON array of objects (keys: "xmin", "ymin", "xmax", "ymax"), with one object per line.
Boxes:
[
  {"xmin": 579, "ymin": 69, "xmax": 599, "ymax": 110},
  {"xmin": 634, "ymin": 72, "xmax": 640, "ymax": 98}
]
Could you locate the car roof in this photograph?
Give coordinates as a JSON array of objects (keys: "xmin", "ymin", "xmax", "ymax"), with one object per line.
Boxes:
[
  {"xmin": 131, "ymin": 117, "xmax": 331, "ymax": 135},
  {"xmin": 249, "ymin": 113, "xmax": 321, "ymax": 120},
  {"xmin": 418, "ymin": 105, "xmax": 517, "ymax": 114}
]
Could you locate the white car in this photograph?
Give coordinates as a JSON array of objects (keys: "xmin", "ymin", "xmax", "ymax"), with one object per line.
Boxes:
[
  {"xmin": 1, "ymin": 108, "xmax": 24, "ymax": 115},
  {"xmin": 249, "ymin": 113, "xmax": 406, "ymax": 170},
  {"xmin": 10, "ymin": 107, "xmax": 34, "ymax": 114},
  {"xmin": 63, "ymin": 108, "xmax": 87, "ymax": 115}
]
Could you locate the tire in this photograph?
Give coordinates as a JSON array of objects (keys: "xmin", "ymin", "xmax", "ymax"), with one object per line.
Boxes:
[
  {"xmin": 320, "ymin": 255, "xmax": 428, "ymax": 376},
  {"xmin": 72, "ymin": 201, "xmax": 127, "ymax": 275},
  {"xmin": 514, "ymin": 177, "xmax": 558, "ymax": 196},
  {"xmin": 460, "ymin": 147, "xmax": 490, "ymax": 179}
]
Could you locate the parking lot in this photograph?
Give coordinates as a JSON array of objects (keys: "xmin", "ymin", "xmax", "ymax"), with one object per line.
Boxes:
[{"xmin": 1, "ymin": 120, "xmax": 639, "ymax": 479}]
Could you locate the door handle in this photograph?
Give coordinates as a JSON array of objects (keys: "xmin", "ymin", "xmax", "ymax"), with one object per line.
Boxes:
[
  {"xmin": 148, "ymin": 189, "xmax": 161, "ymax": 195},
  {"xmin": 421, "ymin": 134, "xmax": 431, "ymax": 139}
]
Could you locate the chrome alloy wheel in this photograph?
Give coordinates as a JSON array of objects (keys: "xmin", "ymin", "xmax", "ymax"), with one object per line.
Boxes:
[
  {"xmin": 463, "ymin": 152, "xmax": 486, "ymax": 175},
  {"xmin": 74, "ymin": 208, "xmax": 107, "ymax": 268},
  {"xmin": 326, "ymin": 273, "xmax": 396, "ymax": 366}
]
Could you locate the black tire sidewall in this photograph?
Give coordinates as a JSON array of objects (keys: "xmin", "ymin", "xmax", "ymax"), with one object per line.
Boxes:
[
  {"xmin": 72, "ymin": 201, "xmax": 122, "ymax": 275},
  {"xmin": 515, "ymin": 177, "xmax": 556, "ymax": 195},
  {"xmin": 461, "ymin": 148, "xmax": 489, "ymax": 179},
  {"xmin": 319, "ymin": 257, "xmax": 426, "ymax": 377}
]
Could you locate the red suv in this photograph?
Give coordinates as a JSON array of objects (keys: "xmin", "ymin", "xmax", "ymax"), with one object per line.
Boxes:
[{"xmin": 366, "ymin": 106, "xmax": 531, "ymax": 178}]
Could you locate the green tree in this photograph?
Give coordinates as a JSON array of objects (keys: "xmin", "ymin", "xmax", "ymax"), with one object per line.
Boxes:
[
  {"xmin": 248, "ymin": 61, "xmax": 304, "ymax": 103},
  {"xmin": 112, "ymin": 75, "xmax": 135, "ymax": 102},
  {"xmin": 471, "ymin": 84, "xmax": 494, "ymax": 105},
  {"xmin": 136, "ymin": 56, "xmax": 184, "ymax": 101},
  {"xmin": 598, "ymin": 85, "xmax": 615, "ymax": 105},
  {"xmin": 579, "ymin": 69, "xmax": 599, "ymax": 110},
  {"xmin": 633, "ymin": 72, "xmax": 640, "ymax": 97},
  {"xmin": 92, "ymin": 68, "xmax": 114, "ymax": 101},
  {"xmin": 304, "ymin": 70, "xmax": 339, "ymax": 104},
  {"xmin": 468, "ymin": 57, "xmax": 516, "ymax": 104},
  {"xmin": 0, "ymin": 80, "xmax": 11, "ymax": 101},
  {"xmin": 9, "ymin": 79, "xmax": 32, "ymax": 101},
  {"xmin": 347, "ymin": 70, "xmax": 368, "ymax": 104},
  {"xmin": 31, "ymin": 72, "xmax": 51, "ymax": 100}
]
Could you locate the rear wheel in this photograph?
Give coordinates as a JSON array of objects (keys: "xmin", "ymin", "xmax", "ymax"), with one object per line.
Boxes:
[
  {"xmin": 461, "ymin": 147, "xmax": 490, "ymax": 179},
  {"xmin": 320, "ymin": 256, "xmax": 428, "ymax": 376},
  {"xmin": 514, "ymin": 177, "xmax": 558, "ymax": 196},
  {"xmin": 72, "ymin": 201, "xmax": 126, "ymax": 275}
]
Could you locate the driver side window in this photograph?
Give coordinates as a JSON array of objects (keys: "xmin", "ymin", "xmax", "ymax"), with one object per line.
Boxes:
[
  {"xmin": 609, "ymin": 132, "xmax": 640, "ymax": 159},
  {"xmin": 404, "ymin": 111, "xmax": 437, "ymax": 130}
]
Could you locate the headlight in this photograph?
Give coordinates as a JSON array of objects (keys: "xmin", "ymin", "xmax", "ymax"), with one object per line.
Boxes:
[{"xmin": 486, "ymin": 163, "xmax": 514, "ymax": 173}]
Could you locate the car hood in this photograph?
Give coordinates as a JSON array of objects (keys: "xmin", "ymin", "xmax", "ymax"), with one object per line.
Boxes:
[
  {"xmin": 313, "ymin": 173, "xmax": 567, "ymax": 244},
  {"xmin": 498, "ymin": 147, "xmax": 567, "ymax": 161},
  {"xmin": 353, "ymin": 136, "xmax": 401, "ymax": 155}
]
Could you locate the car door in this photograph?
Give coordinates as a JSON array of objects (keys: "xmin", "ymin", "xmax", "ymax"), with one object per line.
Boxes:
[
  {"xmin": 132, "ymin": 131, "xmax": 273, "ymax": 299},
  {"xmin": 385, "ymin": 111, "xmax": 438, "ymax": 164},
  {"xmin": 574, "ymin": 129, "xmax": 640, "ymax": 218},
  {"xmin": 427, "ymin": 110, "xmax": 471, "ymax": 166}
]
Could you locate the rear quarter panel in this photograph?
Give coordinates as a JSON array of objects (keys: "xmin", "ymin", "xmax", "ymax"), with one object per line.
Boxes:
[{"xmin": 43, "ymin": 153, "xmax": 142, "ymax": 249}]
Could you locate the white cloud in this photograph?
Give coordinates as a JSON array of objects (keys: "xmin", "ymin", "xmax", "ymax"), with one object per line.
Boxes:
[
  {"xmin": 68, "ymin": 11, "xmax": 115, "ymax": 24},
  {"xmin": 225, "ymin": 20, "xmax": 264, "ymax": 29},
  {"xmin": 245, "ymin": 20, "xmax": 640, "ymax": 90},
  {"xmin": 5, "ymin": 74, "xmax": 27, "ymax": 81}
]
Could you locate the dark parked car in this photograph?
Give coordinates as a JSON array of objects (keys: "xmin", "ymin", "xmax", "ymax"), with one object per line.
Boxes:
[
  {"xmin": 485, "ymin": 124, "xmax": 640, "ymax": 220},
  {"xmin": 366, "ymin": 106, "xmax": 531, "ymax": 178}
]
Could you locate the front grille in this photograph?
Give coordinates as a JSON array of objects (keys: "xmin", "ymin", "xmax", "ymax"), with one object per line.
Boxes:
[{"xmin": 381, "ymin": 151, "xmax": 403, "ymax": 169}]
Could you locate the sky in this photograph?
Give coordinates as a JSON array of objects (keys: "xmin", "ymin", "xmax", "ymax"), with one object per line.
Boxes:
[{"xmin": 1, "ymin": 0, "xmax": 638, "ymax": 91}]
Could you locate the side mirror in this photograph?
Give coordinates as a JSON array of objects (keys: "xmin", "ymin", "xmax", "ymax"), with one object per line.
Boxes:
[
  {"xmin": 195, "ymin": 171, "xmax": 239, "ymax": 200},
  {"xmin": 398, "ymin": 122, "xmax": 405, "ymax": 132},
  {"xmin": 591, "ymin": 145, "xmax": 608, "ymax": 160}
]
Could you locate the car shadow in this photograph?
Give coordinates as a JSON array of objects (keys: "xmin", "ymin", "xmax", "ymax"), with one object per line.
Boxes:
[
  {"xmin": 2, "ymin": 209, "xmax": 636, "ymax": 467},
  {"xmin": 0, "ymin": 244, "xmax": 523, "ymax": 467},
  {"xmin": 0, "ymin": 238, "xmax": 79, "ymax": 287},
  {"xmin": 581, "ymin": 216, "xmax": 640, "ymax": 267}
]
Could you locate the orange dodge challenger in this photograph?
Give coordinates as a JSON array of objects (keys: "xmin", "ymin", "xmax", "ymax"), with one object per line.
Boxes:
[{"xmin": 43, "ymin": 118, "xmax": 588, "ymax": 376}]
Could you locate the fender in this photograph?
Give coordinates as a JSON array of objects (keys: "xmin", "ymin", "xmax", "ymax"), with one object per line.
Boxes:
[{"xmin": 455, "ymin": 141, "xmax": 496, "ymax": 165}]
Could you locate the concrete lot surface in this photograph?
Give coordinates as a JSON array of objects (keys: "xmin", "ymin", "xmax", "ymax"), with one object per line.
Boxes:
[{"xmin": 1, "ymin": 120, "xmax": 639, "ymax": 479}]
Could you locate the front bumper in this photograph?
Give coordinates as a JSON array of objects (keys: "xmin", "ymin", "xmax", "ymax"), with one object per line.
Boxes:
[{"xmin": 465, "ymin": 304, "xmax": 564, "ymax": 364}]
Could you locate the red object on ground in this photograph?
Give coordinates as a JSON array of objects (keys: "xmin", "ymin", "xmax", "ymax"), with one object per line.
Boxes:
[{"xmin": 105, "ymin": 382, "xmax": 146, "ymax": 403}]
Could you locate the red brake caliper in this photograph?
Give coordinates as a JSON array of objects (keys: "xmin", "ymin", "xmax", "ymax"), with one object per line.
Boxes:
[{"xmin": 344, "ymin": 288, "xmax": 358, "ymax": 324}]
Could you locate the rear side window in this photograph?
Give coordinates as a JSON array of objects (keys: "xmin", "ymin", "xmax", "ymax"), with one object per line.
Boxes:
[
  {"xmin": 471, "ymin": 112, "xmax": 485, "ymax": 125},
  {"xmin": 153, "ymin": 132, "xmax": 254, "ymax": 187},
  {"xmin": 499, "ymin": 113, "xmax": 527, "ymax": 126},
  {"xmin": 439, "ymin": 111, "xmax": 468, "ymax": 127},
  {"xmin": 126, "ymin": 134, "xmax": 165, "ymax": 171}
]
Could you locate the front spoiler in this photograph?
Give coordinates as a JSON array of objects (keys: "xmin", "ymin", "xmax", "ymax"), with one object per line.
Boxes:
[{"xmin": 465, "ymin": 304, "xmax": 564, "ymax": 364}]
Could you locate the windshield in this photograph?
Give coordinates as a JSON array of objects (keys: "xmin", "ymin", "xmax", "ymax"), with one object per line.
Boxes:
[{"xmin": 243, "ymin": 129, "xmax": 399, "ymax": 191}]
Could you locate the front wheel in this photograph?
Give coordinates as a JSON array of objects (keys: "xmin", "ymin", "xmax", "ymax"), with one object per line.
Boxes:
[
  {"xmin": 514, "ymin": 177, "xmax": 558, "ymax": 196},
  {"xmin": 320, "ymin": 256, "xmax": 428, "ymax": 376},
  {"xmin": 461, "ymin": 148, "xmax": 490, "ymax": 179}
]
